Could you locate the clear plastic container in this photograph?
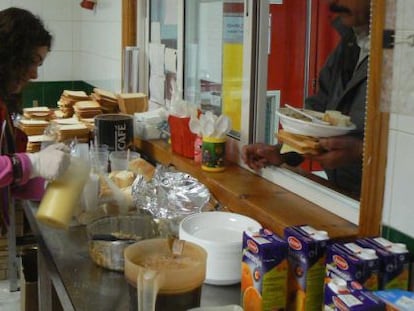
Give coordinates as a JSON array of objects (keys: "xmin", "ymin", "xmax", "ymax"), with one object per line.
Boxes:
[{"xmin": 109, "ymin": 150, "xmax": 140, "ymax": 171}]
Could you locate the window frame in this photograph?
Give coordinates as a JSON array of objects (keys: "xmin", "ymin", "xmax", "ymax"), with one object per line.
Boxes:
[
  {"xmin": 136, "ymin": 0, "xmax": 388, "ymax": 232},
  {"xmin": 240, "ymin": 0, "xmax": 360, "ymax": 224}
]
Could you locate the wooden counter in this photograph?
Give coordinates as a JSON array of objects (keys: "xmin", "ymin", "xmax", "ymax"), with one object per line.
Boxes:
[{"xmin": 134, "ymin": 138, "xmax": 358, "ymax": 240}]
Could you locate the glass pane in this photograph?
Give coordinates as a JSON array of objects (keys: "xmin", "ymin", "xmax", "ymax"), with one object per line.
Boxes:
[
  {"xmin": 264, "ymin": 0, "xmax": 339, "ymax": 175},
  {"xmin": 149, "ymin": 0, "xmax": 179, "ymax": 106},
  {"xmin": 150, "ymin": 0, "xmax": 178, "ymax": 48},
  {"xmin": 184, "ymin": 0, "xmax": 244, "ymax": 137}
]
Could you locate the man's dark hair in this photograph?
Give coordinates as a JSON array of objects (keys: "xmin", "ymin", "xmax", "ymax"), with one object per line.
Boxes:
[{"xmin": 0, "ymin": 7, "xmax": 52, "ymax": 101}]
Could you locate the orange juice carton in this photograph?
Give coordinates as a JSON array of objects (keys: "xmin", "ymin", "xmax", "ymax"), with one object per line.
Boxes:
[
  {"xmin": 241, "ymin": 228, "xmax": 288, "ymax": 311},
  {"xmin": 356, "ymin": 237, "xmax": 410, "ymax": 290},
  {"xmin": 373, "ymin": 289, "xmax": 414, "ymax": 310},
  {"xmin": 324, "ymin": 276, "xmax": 385, "ymax": 311},
  {"xmin": 284, "ymin": 225, "xmax": 330, "ymax": 311},
  {"xmin": 326, "ymin": 242, "xmax": 380, "ymax": 291}
]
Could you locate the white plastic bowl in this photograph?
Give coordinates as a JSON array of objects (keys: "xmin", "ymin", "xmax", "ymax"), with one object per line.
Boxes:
[
  {"xmin": 179, "ymin": 211, "xmax": 262, "ymax": 285},
  {"xmin": 277, "ymin": 107, "xmax": 356, "ymax": 137}
]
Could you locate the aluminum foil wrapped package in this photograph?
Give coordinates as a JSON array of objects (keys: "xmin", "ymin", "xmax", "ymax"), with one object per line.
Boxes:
[{"xmin": 131, "ymin": 165, "xmax": 210, "ymax": 235}]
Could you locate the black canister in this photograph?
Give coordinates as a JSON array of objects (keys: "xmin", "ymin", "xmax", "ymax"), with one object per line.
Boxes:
[{"xmin": 94, "ymin": 114, "xmax": 133, "ymax": 151}]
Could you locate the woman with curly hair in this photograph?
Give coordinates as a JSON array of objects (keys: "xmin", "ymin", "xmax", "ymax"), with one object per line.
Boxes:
[{"xmin": 0, "ymin": 7, "xmax": 70, "ymax": 234}]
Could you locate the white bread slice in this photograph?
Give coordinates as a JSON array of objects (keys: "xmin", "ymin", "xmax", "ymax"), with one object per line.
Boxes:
[
  {"xmin": 117, "ymin": 92, "xmax": 147, "ymax": 99},
  {"xmin": 23, "ymin": 106, "xmax": 50, "ymax": 112},
  {"xmin": 74, "ymin": 100, "xmax": 101, "ymax": 110},
  {"xmin": 62, "ymin": 90, "xmax": 89, "ymax": 99},
  {"xmin": 93, "ymin": 88, "xmax": 117, "ymax": 100}
]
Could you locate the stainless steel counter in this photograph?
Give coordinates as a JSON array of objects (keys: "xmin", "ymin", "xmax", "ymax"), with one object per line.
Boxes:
[{"xmin": 23, "ymin": 201, "xmax": 241, "ymax": 310}]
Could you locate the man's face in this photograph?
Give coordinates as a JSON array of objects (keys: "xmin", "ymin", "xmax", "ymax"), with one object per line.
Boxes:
[{"xmin": 328, "ymin": 0, "xmax": 371, "ymax": 28}]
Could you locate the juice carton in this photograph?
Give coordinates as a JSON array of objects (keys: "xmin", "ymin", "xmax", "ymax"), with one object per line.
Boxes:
[
  {"xmin": 373, "ymin": 289, "xmax": 414, "ymax": 310},
  {"xmin": 242, "ymin": 228, "xmax": 288, "ymax": 311},
  {"xmin": 356, "ymin": 237, "xmax": 410, "ymax": 290},
  {"xmin": 284, "ymin": 225, "xmax": 330, "ymax": 311},
  {"xmin": 324, "ymin": 276, "xmax": 385, "ymax": 311},
  {"xmin": 326, "ymin": 242, "xmax": 380, "ymax": 291}
]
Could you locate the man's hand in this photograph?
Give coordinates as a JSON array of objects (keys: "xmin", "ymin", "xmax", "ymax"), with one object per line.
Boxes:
[
  {"xmin": 307, "ymin": 136, "xmax": 363, "ymax": 169},
  {"xmin": 241, "ymin": 143, "xmax": 283, "ymax": 170}
]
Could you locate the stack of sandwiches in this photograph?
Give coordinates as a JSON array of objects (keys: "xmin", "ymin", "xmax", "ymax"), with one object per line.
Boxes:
[
  {"xmin": 74, "ymin": 100, "xmax": 103, "ymax": 119},
  {"xmin": 55, "ymin": 123, "xmax": 91, "ymax": 143},
  {"xmin": 17, "ymin": 119, "xmax": 49, "ymax": 136},
  {"xmin": 91, "ymin": 88, "xmax": 119, "ymax": 114},
  {"xmin": 26, "ymin": 135, "xmax": 55, "ymax": 153},
  {"xmin": 23, "ymin": 106, "xmax": 54, "ymax": 121},
  {"xmin": 57, "ymin": 90, "xmax": 90, "ymax": 118}
]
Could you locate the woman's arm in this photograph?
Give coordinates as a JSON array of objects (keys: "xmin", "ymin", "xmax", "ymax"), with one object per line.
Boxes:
[
  {"xmin": 0, "ymin": 153, "xmax": 31, "ymax": 188},
  {"xmin": 0, "ymin": 153, "xmax": 46, "ymax": 200}
]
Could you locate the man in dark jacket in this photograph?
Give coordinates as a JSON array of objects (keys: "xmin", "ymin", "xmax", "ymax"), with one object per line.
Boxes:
[{"xmin": 242, "ymin": 0, "xmax": 370, "ymax": 196}]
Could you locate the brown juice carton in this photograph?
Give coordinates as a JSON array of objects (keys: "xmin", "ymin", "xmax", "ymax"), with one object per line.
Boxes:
[
  {"xmin": 242, "ymin": 228, "xmax": 288, "ymax": 311},
  {"xmin": 356, "ymin": 237, "xmax": 410, "ymax": 290},
  {"xmin": 325, "ymin": 242, "xmax": 380, "ymax": 291},
  {"xmin": 284, "ymin": 225, "xmax": 330, "ymax": 311}
]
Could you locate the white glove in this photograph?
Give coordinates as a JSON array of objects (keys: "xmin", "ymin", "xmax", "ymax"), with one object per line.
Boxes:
[{"xmin": 27, "ymin": 143, "xmax": 71, "ymax": 180}]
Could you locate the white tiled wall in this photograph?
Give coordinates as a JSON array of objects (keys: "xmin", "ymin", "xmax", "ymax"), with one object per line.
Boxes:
[
  {"xmin": 382, "ymin": 0, "xmax": 414, "ymax": 238},
  {"xmin": 0, "ymin": 0, "xmax": 122, "ymax": 92}
]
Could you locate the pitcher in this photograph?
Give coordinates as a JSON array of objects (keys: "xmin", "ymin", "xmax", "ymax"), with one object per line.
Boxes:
[
  {"xmin": 124, "ymin": 238, "xmax": 207, "ymax": 311},
  {"xmin": 36, "ymin": 156, "xmax": 89, "ymax": 229}
]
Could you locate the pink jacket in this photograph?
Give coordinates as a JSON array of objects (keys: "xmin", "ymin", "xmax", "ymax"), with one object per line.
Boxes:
[{"xmin": 0, "ymin": 152, "xmax": 45, "ymax": 201}]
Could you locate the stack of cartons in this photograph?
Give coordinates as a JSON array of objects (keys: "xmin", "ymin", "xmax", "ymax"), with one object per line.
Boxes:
[
  {"xmin": 117, "ymin": 92, "xmax": 148, "ymax": 115},
  {"xmin": 0, "ymin": 235, "xmax": 8, "ymax": 280},
  {"xmin": 20, "ymin": 247, "xmax": 39, "ymax": 311},
  {"xmin": 0, "ymin": 203, "xmax": 24, "ymax": 280}
]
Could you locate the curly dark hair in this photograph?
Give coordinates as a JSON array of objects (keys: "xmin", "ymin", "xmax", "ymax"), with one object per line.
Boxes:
[{"xmin": 0, "ymin": 7, "xmax": 52, "ymax": 100}]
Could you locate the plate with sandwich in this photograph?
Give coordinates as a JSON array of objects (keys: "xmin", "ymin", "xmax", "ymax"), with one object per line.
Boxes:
[{"xmin": 277, "ymin": 107, "xmax": 356, "ymax": 137}]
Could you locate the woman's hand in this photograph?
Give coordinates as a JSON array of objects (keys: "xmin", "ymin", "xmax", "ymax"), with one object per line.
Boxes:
[
  {"xmin": 27, "ymin": 143, "xmax": 71, "ymax": 180},
  {"xmin": 307, "ymin": 135, "xmax": 363, "ymax": 169}
]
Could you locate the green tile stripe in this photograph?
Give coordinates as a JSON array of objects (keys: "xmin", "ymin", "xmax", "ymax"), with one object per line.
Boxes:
[
  {"xmin": 21, "ymin": 81, "xmax": 95, "ymax": 109},
  {"xmin": 382, "ymin": 225, "xmax": 414, "ymax": 254}
]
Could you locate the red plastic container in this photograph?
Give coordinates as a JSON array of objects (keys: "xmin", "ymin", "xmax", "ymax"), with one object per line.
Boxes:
[{"xmin": 168, "ymin": 115, "xmax": 196, "ymax": 158}]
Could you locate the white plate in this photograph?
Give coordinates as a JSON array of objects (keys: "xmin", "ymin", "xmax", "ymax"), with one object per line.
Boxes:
[
  {"xmin": 179, "ymin": 212, "xmax": 262, "ymax": 285},
  {"xmin": 277, "ymin": 107, "xmax": 356, "ymax": 137}
]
